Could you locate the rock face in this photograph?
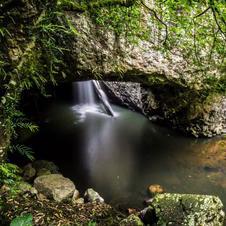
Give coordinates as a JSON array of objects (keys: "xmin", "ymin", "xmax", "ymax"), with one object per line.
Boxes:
[
  {"xmin": 34, "ymin": 174, "xmax": 75, "ymax": 202},
  {"xmin": 103, "ymin": 81, "xmax": 226, "ymax": 137},
  {"xmin": 103, "ymin": 81, "xmax": 143, "ymax": 112},
  {"xmin": 148, "ymin": 193, "xmax": 225, "ymax": 226},
  {"xmin": 64, "ymin": 11, "xmax": 226, "ymax": 137}
]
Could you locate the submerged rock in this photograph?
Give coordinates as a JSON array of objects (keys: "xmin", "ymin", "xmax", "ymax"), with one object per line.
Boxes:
[
  {"xmin": 84, "ymin": 188, "xmax": 104, "ymax": 203},
  {"xmin": 149, "ymin": 193, "xmax": 225, "ymax": 226},
  {"xmin": 119, "ymin": 214, "xmax": 144, "ymax": 226},
  {"xmin": 34, "ymin": 174, "xmax": 75, "ymax": 202}
]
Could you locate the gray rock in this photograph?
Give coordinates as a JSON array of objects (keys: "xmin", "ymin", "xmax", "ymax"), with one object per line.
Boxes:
[
  {"xmin": 104, "ymin": 81, "xmax": 143, "ymax": 112},
  {"xmin": 149, "ymin": 193, "xmax": 225, "ymax": 226},
  {"xmin": 84, "ymin": 188, "xmax": 104, "ymax": 203},
  {"xmin": 34, "ymin": 174, "xmax": 75, "ymax": 202},
  {"xmin": 32, "ymin": 160, "xmax": 59, "ymax": 174},
  {"xmin": 23, "ymin": 163, "xmax": 36, "ymax": 181},
  {"xmin": 120, "ymin": 214, "xmax": 144, "ymax": 226}
]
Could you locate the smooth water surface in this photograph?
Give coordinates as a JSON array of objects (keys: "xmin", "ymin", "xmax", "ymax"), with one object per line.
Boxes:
[{"xmin": 29, "ymin": 101, "xmax": 226, "ymax": 210}]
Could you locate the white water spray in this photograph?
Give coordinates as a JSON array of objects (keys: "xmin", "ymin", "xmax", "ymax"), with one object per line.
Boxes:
[{"xmin": 72, "ymin": 80, "xmax": 115, "ymax": 118}]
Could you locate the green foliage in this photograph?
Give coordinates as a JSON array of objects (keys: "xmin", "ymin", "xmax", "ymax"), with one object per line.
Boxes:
[
  {"xmin": 0, "ymin": 1, "xmax": 77, "ymax": 159},
  {"xmin": 0, "ymin": 163, "xmax": 21, "ymax": 186},
  {"xmin": 90, "ymin": 3, "xmax": 148, "ymax": 43},
  {"xmin": 88, "ymin": 221, "xmax": 97, "ymax": 226},
  {"xmin": 57, "ymin": 0, "xmax": 87, "ymax": 11},
  {"xmin": 10, "ymin": 145, "xmax": 35, "ymax": 161},
  {"xmin": 10, "ymin": 214, "xmax": 33, "ymax": 226}
]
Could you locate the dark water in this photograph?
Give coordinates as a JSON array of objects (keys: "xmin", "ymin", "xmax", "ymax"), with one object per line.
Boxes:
[{"xmin": 28, "ymin": 101, "xmax": 226, "ymax": 211}]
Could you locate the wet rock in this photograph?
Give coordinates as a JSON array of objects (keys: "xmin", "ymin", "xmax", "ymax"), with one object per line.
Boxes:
[
  {"xmin": 32, "ymin": 160, "xmax": 59, "ymax": 174},
  {"xmin": 34, "ymin": 174, "xmax": 75, "ymax": 202},
  {"xmin": 119, "ymin": 214, "xmax": 144, "ymax": 226},
  {"xmin": 23, "ymin": 163, "xmax": 36, "ymax": 181},
  {"xmin": 71, "ymin": 189, "xmax": 80, "ymax": 203},
  {"xmin": 148, "ymin": 184, "xmax": 164, "ymax": 196},
  {"xmin": 84, "ymin": 188, "xmax": 104, "ymax": 203},
  {"xmin": 36, "ymin": 168, "xmax": 51, "ymax": 177},
  {"xmin": 149, "ymin": 193, "xmax": 225, "ymax": 226}
]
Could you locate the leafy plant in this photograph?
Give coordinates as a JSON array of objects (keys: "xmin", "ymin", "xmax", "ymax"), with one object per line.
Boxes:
[
  {"xmin": 88, "ymin": 221, "xmax": 97, "ymax": 226},
  {"xmin": 10, "ymin": 214, "xmax": 33, "ymax": 226},
  {"xmin": 0, "ymin": 163, "xmax": 21, "ymax": 186}
]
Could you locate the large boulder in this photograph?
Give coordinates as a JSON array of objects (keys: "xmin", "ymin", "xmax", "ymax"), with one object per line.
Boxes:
[
  {"xmin": 148, "ymin": 193, "xmax": 225, "ymax": 226},
  {"xmin": 34, "ymin": 174, "xmax": 75, "ymax": 202}
]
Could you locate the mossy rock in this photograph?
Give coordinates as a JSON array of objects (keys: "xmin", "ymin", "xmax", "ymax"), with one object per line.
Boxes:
[
  {"xmin": 150, "ymin": 193, "xmax": 225, "ymax": 226},
  {"xmin": 119, "ymin": 214, "xmax": 144, "ymax": 226}
]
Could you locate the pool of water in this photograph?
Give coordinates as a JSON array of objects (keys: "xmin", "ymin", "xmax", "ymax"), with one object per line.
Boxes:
[{"xmin": 28, "ymin": 101, "xmax": 226, "ymax": 212}]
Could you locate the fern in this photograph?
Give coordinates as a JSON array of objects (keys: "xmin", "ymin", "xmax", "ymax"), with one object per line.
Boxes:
[
  {"xmin": 10, "ymin": 145, "xmax": 35, "ymax": 161},
  {"xmin": 0, "ymin": 163, "xmax": 21, "ymax": 185}
]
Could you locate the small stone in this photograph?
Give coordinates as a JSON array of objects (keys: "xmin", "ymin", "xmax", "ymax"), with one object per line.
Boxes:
[
  {"xmin": 148, "ymin": 184, "xmax": 164, "ymax": 196},
  {"xmin": 84, "ymin": 188, "xmax": 104, "ymax": 203}
]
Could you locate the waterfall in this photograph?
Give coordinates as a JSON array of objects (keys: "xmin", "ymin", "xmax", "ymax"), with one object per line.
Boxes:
[
  {"xmin": 73, "ymin": 80, "xmax": 115, "ymax": 117},
  {"xmin": 74, "ymin": 80, "xmax": 95, "ymax": 105},
  {"xmin": 92, "ymin": 80, "xmax": 115, "ymax": 117}
]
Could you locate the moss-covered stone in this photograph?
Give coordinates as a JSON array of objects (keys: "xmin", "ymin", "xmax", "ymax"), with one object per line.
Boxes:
[
  {"xmin": 119, "ymin": 214, "xmax": 144, "ymax": 226},
  {"xmin": 150, "ymin": 193, "xmax": 225, "ymax": 226}
]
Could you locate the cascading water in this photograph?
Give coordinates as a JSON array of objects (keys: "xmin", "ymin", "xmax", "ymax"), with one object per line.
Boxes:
[
  {"xmin": 92, "ymin": 80, "xmax": 115, "ymax": 117},
  {"xmin": 72, "ymin": 80, "xmax": 115, "ymax": 119}
]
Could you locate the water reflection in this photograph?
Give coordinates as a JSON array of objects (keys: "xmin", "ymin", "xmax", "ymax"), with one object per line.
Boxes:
[{"xmin": 30, "ymin": 104, "xmax": 226, "ymax": 210}]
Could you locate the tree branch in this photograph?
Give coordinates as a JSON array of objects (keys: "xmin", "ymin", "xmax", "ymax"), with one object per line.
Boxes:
[
  {"xmin": 194, "ymin": 7, "xmax": 210, "ymax": 18},
  {"xmin": 140, "ymin": 0, "xmax": 168, "ymax": 45}
]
